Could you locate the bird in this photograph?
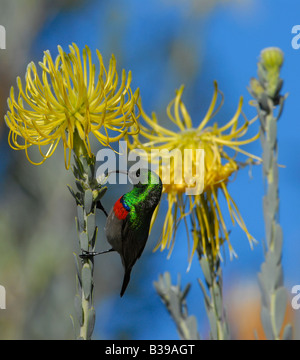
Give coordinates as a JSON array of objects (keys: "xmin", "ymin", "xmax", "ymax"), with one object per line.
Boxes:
[
  {"xmin": 82, "ymin": 169, "xmax": 162, "ymax": 297},
  {"xmin": 105, "ymin": 169, "xmax": 162, "ymax": 297}
]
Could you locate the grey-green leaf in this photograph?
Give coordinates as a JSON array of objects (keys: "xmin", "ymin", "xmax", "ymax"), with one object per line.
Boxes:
[
  {"xmin": 164, "ymin": 272, "xmax": 172, "ymax": 289},
  {"xmin": 67, "ymin": 185, "xmax": 78, "ymax": 201},
  {"xmin": 282, "ymin": 324, "xmax": 293, "ymax": 340},
  {"xmin": 261, "ymin": 306, "xmax": 274, "ymax": 340},
  {"xmin": 199, "ymin": 257, "xmax": 212, "ymax": 287},
  {"xmin": 169, "ymin": 291, "xmax": 180, "ymax": 319},
  {"xmin": 267, "ymin": 117, "xmax": 277, "ymax": 149},
  {"xmin": 197, "ymin": 278, "xmax": 211, "ymax": 309},
  {"xmin": 70, "ymin": 315, "xmax": 76, "ymax": 338},
  {"xmin": 75, "ymin": 180, "xmax": 84, "ymax": 193},
  {"xmin": 94, "ymin": 186, "xmax": 107, "ymax": 201},
  {"xmin": 74, "ymin": 295, "xmax": 83, "ymax": 327},
  {"xmin": 185, "ymin": 316, "xmax": 200, "ymax": 340},
  {"xmin": 208, "ymin": 309, "xmax": 218, "ymax": 340},
  {"xmin": 258, "ymin": 272, "xmax": 269, "ymax": 308},
  {"xmin": 87, "ymin": 307, "xmax": 96, "ymax": 340},
  {"xmin": 262, "ymin": 142, "xmax": 271, "ymax": 175},
  {"xmin": 84, "ymin": 189, "xmax": 93, "ymax": 214},
  {"xmin": 274, "ymin": 286, "xmax": 287, "ymax": 337},
  {"xmin": 181, "ymin": 283, "xmax": 191, "ymax": 300},
  {"xmin": 213, "ymin": 285, "xmax": 222, "ymax": 320},
  {"xmin": 79, "ymin": 232, "xmax": 89, "ymax": 252},
  {"xmin": 86, "ymin": 213, "xmax": 96, "ymax": 242},
  {"xmin": 273, "ymin": 224, "xmax": 283, "ymax": 265},
  {"xmin": 91, "ymin": 226, "xmax": 98, "ymax": 249},
  {"xmin": 73, "ymin": 252, "xmax": 82, "ymax": 288},
  {"xmin": 77, "ymin": 205, "xmax": 85, "ymax": 232},
  {"xmin": 82, "ymin": 264, "xmax": 92, "ymax": 300}
]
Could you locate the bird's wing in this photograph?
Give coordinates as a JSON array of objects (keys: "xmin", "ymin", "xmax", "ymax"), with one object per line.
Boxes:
[
  {"xmin": 121, "ymin": 210, "xmax": 151, "ymax": 270},
  {"xmin": 104, "ymin": 206, "xmax": 124, "ymax": 254}
]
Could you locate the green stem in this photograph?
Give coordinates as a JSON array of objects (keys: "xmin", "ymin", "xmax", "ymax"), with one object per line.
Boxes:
[
  {"xmin": 198, "ymin": 252, "xmax": 230, "ymax": 340},
  {"xmin": 154, "ymin": 272, "xmax": 200, "ymax": 340},
  {"xmin": 69, "ymin": 152, "xmax": 107, "ymax": 340},
  {"xmin": 212, "ymin": 282, "xmax": 225, "ymax": 340},
  {"xmin": 80, "ymin": 283, "xmax": 90, "ymax": 339},
  {"xmin": 249, "ymin": 47, "xmax": 291, "ymax": 340}
]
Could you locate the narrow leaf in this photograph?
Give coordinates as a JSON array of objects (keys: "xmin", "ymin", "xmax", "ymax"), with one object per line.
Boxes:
[
  {"xmin": 73, "ymin": 252, "xmax": 82, "ymax": 288},
  {"xmin": 87, "ymin": 307, "xmax": 96, "ymax": 340},
  {"xmin": 84, "ymin": 189, "xmax": 93, "ymax": 214},
  {"xmin": 82, "ymin": 264, "xmax": 92, "ymax": 300},
  {"xmin": 282, "ymin": 324, "xmax": 293, "ymax": 340},
  {"xmin": 79, "ymin": 232, "xmax": 89, "ymax": 252},
  {"xmin": 261, "ymin": 306, "xmax": 274, "ymax": 340},
  {"xmin": 77, "ymin": 205, "xmax": 85, "ymax": 232},
  {"xmin": 74, "ymin": 295, "xmax": 83, "ymax": 327},
  {"xmin": 86, "ymin": 213, "xmax": 96, "ymax": 242},
  {"xmin": 274, "ymin": 286, "xmax": 287, "ymax": 338},
  {"xmin": 199, "ymin": 257, "xmax": 212, "ymax": 287},
  {"xmin": 185, "ymin": 316, "xmax": 200, "ymax": 340}
]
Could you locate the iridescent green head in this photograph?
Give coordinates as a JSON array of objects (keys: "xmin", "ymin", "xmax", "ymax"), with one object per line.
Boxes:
[
  {"xmin": 123, "ymin": 168, "xmax": 162, "ymax": 211},
  {"xmin": 129, "ymin": 168, "xmax": 162, "ymax": 188}
]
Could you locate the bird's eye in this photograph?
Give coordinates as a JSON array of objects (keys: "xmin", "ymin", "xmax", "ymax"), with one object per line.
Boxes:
[{"xmin": 136, "ymin": 169, "xmax": 140, "ymax": 178}]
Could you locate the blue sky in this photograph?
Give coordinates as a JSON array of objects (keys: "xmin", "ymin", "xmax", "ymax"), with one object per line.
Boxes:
[{"xmin": 5, "ymin": 0, "xmax": 300, "ymax": 339}]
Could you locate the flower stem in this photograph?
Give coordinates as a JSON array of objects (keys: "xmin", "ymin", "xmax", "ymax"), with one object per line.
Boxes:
[
  {"xmin": 249, "ymin": 47, "xmax": 292, "ymax": 340},
  {"xmin": 198, "ymin": 251, "xmax": 230, "ymax": 340},
  {"xmin": 69, "ymin": 152, "xmax": 107, "ymax": 340},
  {"xmin": 80, "ymin": 284, "xmax": 91, "ymax": 339},
  {"xmin": 154, "ymin": 272, "xmax": 200, "ymax": 340}
]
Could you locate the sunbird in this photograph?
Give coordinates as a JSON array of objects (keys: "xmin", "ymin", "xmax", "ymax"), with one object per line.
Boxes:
[{"xmin": 82, "ymin": 169, "xmax": 162, "ymax": 297}]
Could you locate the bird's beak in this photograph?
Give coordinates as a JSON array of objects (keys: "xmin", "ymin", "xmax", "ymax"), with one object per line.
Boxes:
[{"xmin": 106, "ymin": 169, "xmax": 129, "ymax": 176}]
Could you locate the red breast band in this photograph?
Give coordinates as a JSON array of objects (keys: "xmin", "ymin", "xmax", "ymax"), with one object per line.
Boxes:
[{"xmin": 113, "ymin": 196, "xmax": 129, "ymax": 220}]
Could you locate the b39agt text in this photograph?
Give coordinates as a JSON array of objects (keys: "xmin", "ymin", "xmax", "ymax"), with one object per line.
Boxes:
[{"xmin": 149, "ymin": 344, "xmax": 195, "ymax": 355}]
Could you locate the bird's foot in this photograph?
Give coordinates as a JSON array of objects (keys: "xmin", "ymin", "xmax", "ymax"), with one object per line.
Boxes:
[{"xmin": 79, "ymin": 248, "xmax": 115, "ymax": 259}]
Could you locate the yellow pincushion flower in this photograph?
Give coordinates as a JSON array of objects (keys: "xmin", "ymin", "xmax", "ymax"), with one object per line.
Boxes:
[
  {"xmin": 130, "ymin": 81, "xmax": 260, "ymax": 262},
  {"xmin": 5, "ymin": 43, "xmax": 140, "ymax": 168}
]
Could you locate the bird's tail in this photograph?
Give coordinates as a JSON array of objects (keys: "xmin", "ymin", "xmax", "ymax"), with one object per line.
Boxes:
[{"xmin": 120, "ymin": 268, "xmax": 132, "ymax": 297}]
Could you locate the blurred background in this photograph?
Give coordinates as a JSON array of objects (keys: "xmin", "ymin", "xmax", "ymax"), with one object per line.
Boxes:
[{"xmin": 0, "ymin": 0, "xmax": 299, "ymax": 340}]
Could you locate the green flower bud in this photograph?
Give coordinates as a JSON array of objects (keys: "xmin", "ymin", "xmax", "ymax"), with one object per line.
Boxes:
[
  {"xmin": 249, "ymin": 77, "xmax": 265, "ymax": 97},
  {"xmin": 260, "ymin": 47, "xmax": 284, "ymax": 71},
  {"xmin": 259, "ymin": 47, "xmax": 284, "ymax": 100}
]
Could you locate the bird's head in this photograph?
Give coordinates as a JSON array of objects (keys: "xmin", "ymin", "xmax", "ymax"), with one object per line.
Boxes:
[{"xmin": 129, "ymin": 168, "xmax": 161, "ymax": 189}]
